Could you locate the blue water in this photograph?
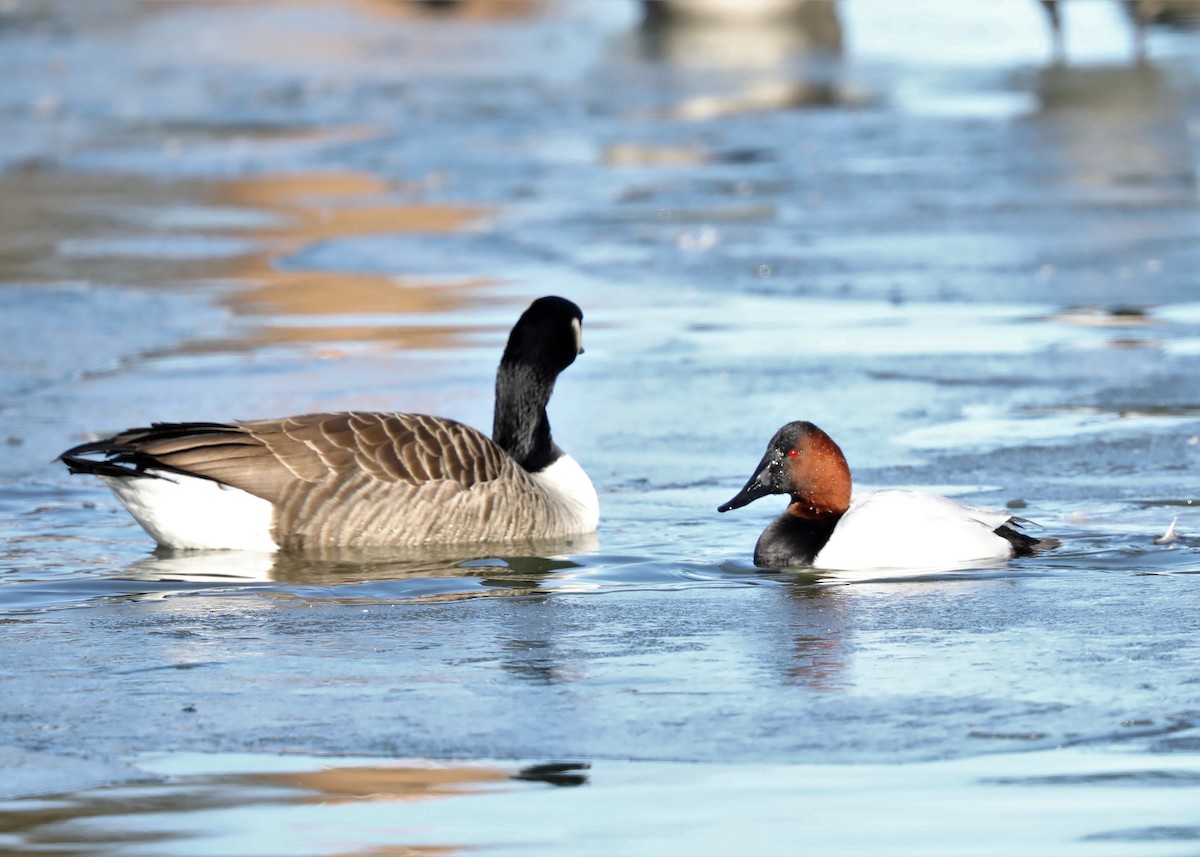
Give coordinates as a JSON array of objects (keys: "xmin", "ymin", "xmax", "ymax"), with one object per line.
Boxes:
[
  {"xmin": 3, "ymin": 0, "xmax": 1200, "ymax": 853},
  {"xmin": 4, "ymin": 748, "xmax": 1200, "ymax": 856}
]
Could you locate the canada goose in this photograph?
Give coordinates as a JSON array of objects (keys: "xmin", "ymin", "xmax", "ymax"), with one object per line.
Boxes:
[{"xmin": 60, "ymin": 296, "xmax": 599, "ymax": 551}]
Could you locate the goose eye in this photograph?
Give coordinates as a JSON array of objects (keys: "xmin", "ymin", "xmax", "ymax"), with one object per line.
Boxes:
[{"xmin": 787, "ymin": 449, "xmax": 799, "ymax": 458}]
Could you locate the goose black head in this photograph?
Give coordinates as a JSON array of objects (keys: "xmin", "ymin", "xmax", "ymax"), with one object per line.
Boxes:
[{"xmin": 502, "ymin": 296, "xmax": 584, "ymax": 379}]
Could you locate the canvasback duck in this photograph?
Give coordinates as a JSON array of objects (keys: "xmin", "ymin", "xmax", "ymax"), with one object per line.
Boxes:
[
  {"xmin": 60, "ymin": 296, "xmax": 599, "ymax": 551},
  {"xmin": 718, "ymin": 421, "xmax": 1060, "ymax": 570}
]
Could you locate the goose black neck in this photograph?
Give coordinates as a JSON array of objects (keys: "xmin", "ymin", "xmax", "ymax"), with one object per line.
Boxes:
[{"xmin": 492, "ymin": 361, "xmax": 561, "ymax": 473}]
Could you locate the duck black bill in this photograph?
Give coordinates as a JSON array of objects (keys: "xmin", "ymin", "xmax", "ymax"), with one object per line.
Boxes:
[{"xmin": 717, "ymin": 459, "xmax": 775, "ymax": 513}]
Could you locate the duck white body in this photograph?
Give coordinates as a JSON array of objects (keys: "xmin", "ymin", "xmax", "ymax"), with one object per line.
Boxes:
[
  {"xmin": 719, "ymin": 421, "xmax": 1059, "ymax": 572},
  {"xmin": 808, "ymin": 489, "xmax": 1027, "ymax": 571},
  {"xmin": 62, "ymin": 297, "xmax": 598, "ymax": 551}
]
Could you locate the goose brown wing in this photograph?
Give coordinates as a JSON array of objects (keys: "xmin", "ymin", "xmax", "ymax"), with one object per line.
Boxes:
[
  {"xmin": 240, "ymin": 412, "xmax": 512, "ymax": 495},
  {"xmin": 77, "ymin": 413, "xmax": 514, "ymax": 504},
  {"xmin": 242, "ymin": 413, "xmax": 535, "ymax": 549}
]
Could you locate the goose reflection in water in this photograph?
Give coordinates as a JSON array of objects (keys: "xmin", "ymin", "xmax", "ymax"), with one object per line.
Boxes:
[
  {"xmin": 633, "ymin": 0, "xmax": 858, "ymax": 119},
  {"xmin": 114, "ymin": 536, "xmax": 595, "ymax": 604}
]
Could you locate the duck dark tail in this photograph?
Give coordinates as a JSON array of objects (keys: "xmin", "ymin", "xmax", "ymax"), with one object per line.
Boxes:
[{"xmin": 996, "ymin": 523, "xmax": 1062, "ymax": 557}]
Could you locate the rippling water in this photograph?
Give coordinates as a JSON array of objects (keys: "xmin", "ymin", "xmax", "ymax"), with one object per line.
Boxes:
[{"xmin": 4, "ymin": 0, "xmax": 1200, "ymax": 853}]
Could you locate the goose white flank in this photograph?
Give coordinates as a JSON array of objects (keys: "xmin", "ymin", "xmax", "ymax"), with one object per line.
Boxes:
[
  {"xmin": 718, "ymin": 420, "xmax": 1060, "ymax": 571},
  {"xmin": 60, "ymin": 296, "xmax": 599, "ymax": 551}
]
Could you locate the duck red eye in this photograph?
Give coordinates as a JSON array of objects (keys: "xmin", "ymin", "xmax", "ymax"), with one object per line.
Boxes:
[{"xmin": 787, "ymin": 449, "xmax": 799, "ymax": 458}]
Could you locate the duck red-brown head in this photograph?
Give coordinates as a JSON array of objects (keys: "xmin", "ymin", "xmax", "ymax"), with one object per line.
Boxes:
[{"xmin": 718, "ymin": 421, "xmax": 852, "ymax": 520}]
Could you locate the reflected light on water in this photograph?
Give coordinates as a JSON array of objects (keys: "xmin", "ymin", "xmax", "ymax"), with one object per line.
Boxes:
[
  {"xmin": 2, "ymin": 749, "xmax": 1199, "ymax": 857},
  {"xmin": 0, "ymin": 163, "xmax": 499, "ymax": 352},
  {"xmin": 207, "ymin": 170, "xmax": 496, "ymax": 349}
]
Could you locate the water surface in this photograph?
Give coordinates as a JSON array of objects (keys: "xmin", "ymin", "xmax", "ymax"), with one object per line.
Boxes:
[{"xmin": 3, "ymin": 0, "xmax": 1200, "ymax": 853}]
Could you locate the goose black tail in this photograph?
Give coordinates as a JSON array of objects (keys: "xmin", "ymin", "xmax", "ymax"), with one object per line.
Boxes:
[{"xmin": 58, "ymin": 422, "xmax": 234, "ymax": 480}]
